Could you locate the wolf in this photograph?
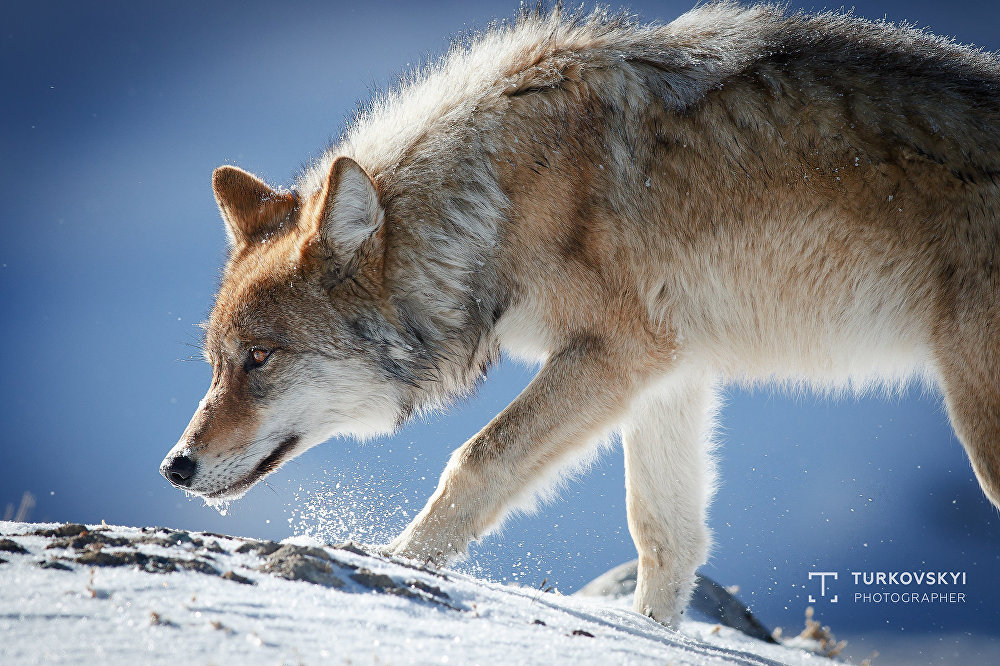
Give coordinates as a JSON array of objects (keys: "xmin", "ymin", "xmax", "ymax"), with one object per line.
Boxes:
[{"xmin": 160, "ymin": 2, "xmax": 1000, "ymax": 625}]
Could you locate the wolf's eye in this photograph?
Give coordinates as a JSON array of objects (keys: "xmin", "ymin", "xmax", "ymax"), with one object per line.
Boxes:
[{"xmin": 244, "ymin": 348, "xmax": 272, "ymax": 372}]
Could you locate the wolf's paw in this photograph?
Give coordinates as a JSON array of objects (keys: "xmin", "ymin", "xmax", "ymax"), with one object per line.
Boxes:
[
  {"xmin": 388, "ymin": 530, "xmax": 465, "ymax": 568},
  {"xmin": 389, "ymin": 509, "xmax": 474, "ymax": 568},
  {"xmin": 388, "ymin": 542, "xmax": 449, "ymax": 568},
  {"xmin": 640, "ymin": 604, "xmax": 682, "ymax": 628},
  {"xmin": 635, "ymin": 577, "xmax": 688, "ymax": 628}
]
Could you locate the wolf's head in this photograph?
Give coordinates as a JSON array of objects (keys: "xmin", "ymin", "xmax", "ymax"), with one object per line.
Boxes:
[{"xmin": 160, "ymin": 157, "xmax": 419, "ymax": 500}]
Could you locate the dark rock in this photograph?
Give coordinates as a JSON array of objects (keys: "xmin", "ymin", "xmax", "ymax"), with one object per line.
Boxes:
[
  {"xmin": 74, "ymin": 549, "xmax": 193, "ymax": 575},
  {"xmin": 350, "ymin": 568, "xmax": 458, "ymax": 608},
  {"xmin": 406, "ymin": 579, "xmax": 450, "ymax": 600},
  {"xmin": 39, "ymin": 560, "xmax": 72, "ymax": 571},
  {"xmin": 133, "ymin": 533, "xmax": 202, "ymax": 549},
  {"xmin": 234, "ymin": 539, "xmax": 282, "ymax": 556},
  {"xmin": 350, "ymin": 567, "xmax": 397, "ymax": 591},
  {"xmin": 47, "ymin": 532, "xmax": 130, "ymax": 550},
  {"xmin": 332, "ymin": 541, "xmax": 370, "ymax": 557},
  {"xmin": 136, "ymin": 530, "xmax": 199, "ymax": 547},
  {"xmin": 0, "ymin": 538, "xmax": 28, "ymax": 554},
  {"xmin": 178, "ymin": 558, "xmax": 219, "ymax": 576},
  {"xmin": 32, "ymin": 523, "xmax": 88, "ymax": 538},
  {"xmin": 571, "ymin": 629, "xmax": 595, "ymax": 638},
  {"xmin": 202, "ymin": 540, "xmax": 227, "ymax": 554},
  {"xmin": 143, "ymin": 555, "xmax": 181, "ymax": 574},
  {"xmin": 164, "ymin": 531, "xmax": 195, "ymax": 545},
  {"xmin": 74, "ymin": 548, "xmax": 219, "ymax": 576},
  {"xmin": 263, "ymin": 545, "xmax": 343, "ymax": 588},
  {"xmin": 221, "ymin": 570, "xmax": 253, "ymax": 585},
  {"xmin": 77, "ymin": 550, "xmax": 156, "ymax": 569},
  {"xmin": 533, "ymin": 619, "xmax": 547, "ymax": 626},
  {"xmin": 272, "ymin": 544, "xmax": 331, "ymax": 561},
  {"xmin": 386, "ymin": 587, "xmax": 423, "ymax": 601},
  {"xmin": 132, "ymin": 537, "xmax": 176, "ymax": 548},
  {"xmin": 197, "ymin": 531, "xmax": 235, "ymax": 540}
]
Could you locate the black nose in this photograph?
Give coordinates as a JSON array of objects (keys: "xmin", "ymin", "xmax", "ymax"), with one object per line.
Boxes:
[{"xmin": 163, "ymin": 455, "xmax": 197, "ymax": 487}]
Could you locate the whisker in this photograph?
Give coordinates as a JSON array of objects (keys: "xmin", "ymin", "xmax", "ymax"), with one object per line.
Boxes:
[{"xmin": 175, "ymin": 355, "xmax": 206, "ymax": 363}]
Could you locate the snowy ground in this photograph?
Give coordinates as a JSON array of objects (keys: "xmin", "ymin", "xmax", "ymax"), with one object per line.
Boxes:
[{"xmin": 0, "ymin": 521, "xmax": 841, "ymax": 665}]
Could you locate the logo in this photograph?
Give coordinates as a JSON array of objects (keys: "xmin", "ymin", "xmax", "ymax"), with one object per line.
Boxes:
[
  {"xmin": 806, "ymin": 569, "xmax": 968, "ymax": 605},
  {"xmin": 808, "ymin": 571, "xmax": 838, "ymax": 603}
]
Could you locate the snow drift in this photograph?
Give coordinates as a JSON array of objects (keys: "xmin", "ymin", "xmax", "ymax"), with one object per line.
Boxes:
[{"xmin": 0, "ymin": 521, "xmax": 836, "ymax": 665}]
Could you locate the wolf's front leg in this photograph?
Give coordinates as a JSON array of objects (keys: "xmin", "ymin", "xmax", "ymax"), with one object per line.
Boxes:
[
  {"xmin": 622, "ymin": 371, "xmax": 716, "ymax": 626},
  {"xmin": 389, "ymin": 334, "xmax": 653, "ymax": 565}
]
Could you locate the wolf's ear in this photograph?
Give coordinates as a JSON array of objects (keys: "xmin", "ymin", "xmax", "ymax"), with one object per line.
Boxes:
[
  {"xmin": 316, "ymin": 156, "xmax": 382, "ymax": 256},
  {"xmin": 212, "ymin": 166, "xmax": 297, "ymax": 247}
]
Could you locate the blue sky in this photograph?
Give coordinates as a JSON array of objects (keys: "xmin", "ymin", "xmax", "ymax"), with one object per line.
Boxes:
[{"xmin": 2, "ymin": 1, "xmax": 999, "ymax": 658}]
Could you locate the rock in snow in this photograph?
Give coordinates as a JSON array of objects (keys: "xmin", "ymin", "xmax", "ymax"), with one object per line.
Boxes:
[
  {"xmin": 0, "ymin": 521, "xmax": 837, "ymax": 665},
  {"xmin": 574, "ymin": 559, "xmax": 778, "ymax": 645}
]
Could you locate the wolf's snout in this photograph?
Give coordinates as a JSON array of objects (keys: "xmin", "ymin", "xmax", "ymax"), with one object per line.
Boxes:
[{"xmin": 161, "ymin": 454, "xmax": 197, "ymax": 488}]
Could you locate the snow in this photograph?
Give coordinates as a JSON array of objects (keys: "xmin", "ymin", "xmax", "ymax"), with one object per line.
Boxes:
[{"xmin": 0, "ymin": 521, "xmax": 836, "ymax": 665}]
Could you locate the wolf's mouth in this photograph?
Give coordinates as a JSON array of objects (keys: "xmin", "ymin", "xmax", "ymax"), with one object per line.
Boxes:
[{"xmin": 207, "ymin": 434, "xmax": 301, "ymax": 499}]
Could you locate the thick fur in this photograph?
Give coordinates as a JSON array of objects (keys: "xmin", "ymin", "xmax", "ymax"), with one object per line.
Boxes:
[{"xmin": 161, "ymin": 2, "xmax": 1000, "ymax": 625}]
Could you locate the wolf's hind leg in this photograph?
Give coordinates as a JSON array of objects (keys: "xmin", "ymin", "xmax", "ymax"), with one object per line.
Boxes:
[
  {"xmin": 935, "ymin": 323, "xmax": 1000, "ymax": 508},
  {"xmin": 622, "ymin": 371, "xmax": 717, "ymax": 626}
]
